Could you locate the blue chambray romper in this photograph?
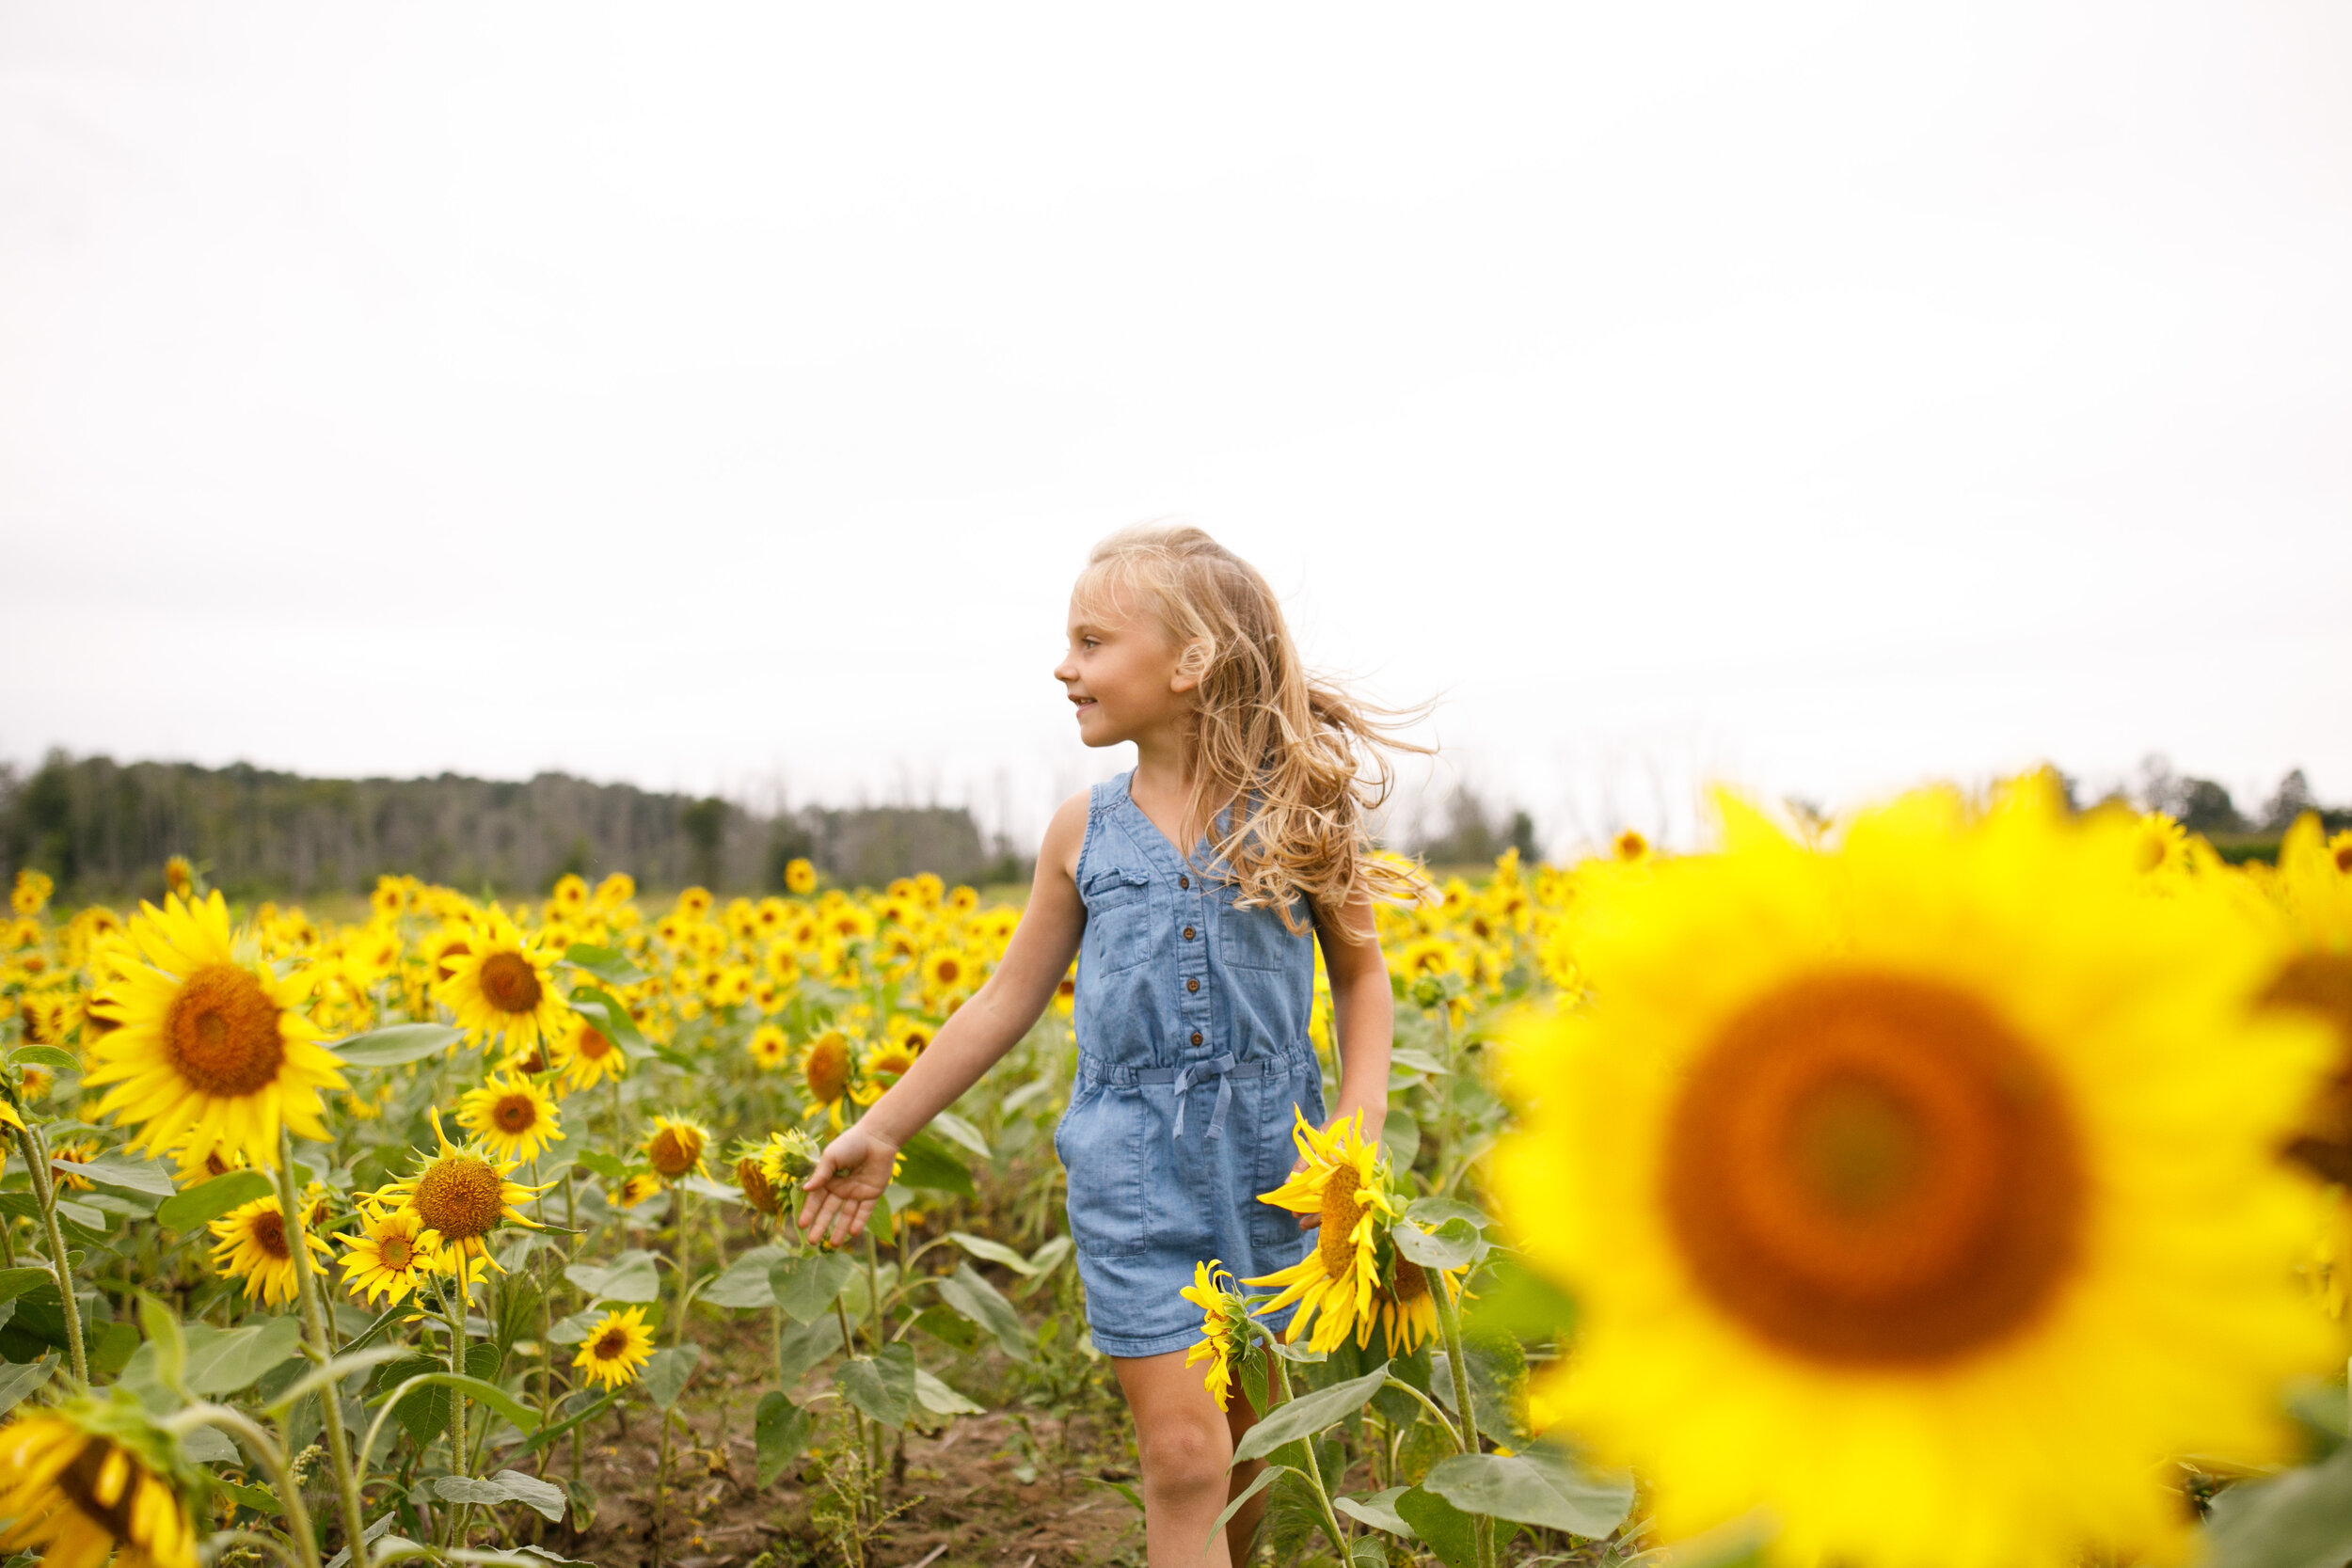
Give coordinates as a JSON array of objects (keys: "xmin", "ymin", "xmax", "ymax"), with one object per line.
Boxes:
[{"xmin": 1054, "ymin": 770, "xmax": 1326, "ymax": 1358}]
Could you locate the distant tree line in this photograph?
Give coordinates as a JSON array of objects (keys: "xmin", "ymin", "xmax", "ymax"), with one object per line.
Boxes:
[
  {"xmin": 2087, "ymin": 758, "xmax": 2351, "ymax": 845},
  {"xmin": 0, "ymin": 752, "xmax": 1020, "ymax": 901}
]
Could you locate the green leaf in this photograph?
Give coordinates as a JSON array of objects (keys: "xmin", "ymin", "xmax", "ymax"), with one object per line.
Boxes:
[
  {"xmin": 771, "ymin": 1252, "xmax": 856, "ymax": 1324},
  {"xmin": 1422, "ymin": 1450, "xmax": 1635, "ymax": 1537},
  {"xmin": 265, "ymin": 1345, "xmax": 411, "ymax": 1414},
  {"xmin": 565, "ymin": 987, "xmax": 652, "ymax": 1058},
  {"xmin": 1391, "ymin": 1217, "xmax": 1481, "ymax": 1271},
  {"xmin": 377, "ymin": 1367, "xmax": 541, "ymax": 1443},
  {"xmin": 1461, "ymin": 1253, "xmax": 1579, "ymax": 1345},
  {"xmin": 930, "ymin": 1110, "xmax": 991, "ymax": 1159},
  {"xmin": 1203, "ymin": 1465, "xmax": 1287, "ymax": 1556},
  {"xmin": 331, "ymin": 1023, "xmax": 463, "ymax": 1069},
  {"xmin": 573, "ymin": 1149, "xmax": 631, "ymax": 1184},
  {"xmin": 562, "ymin": 944, "xmax": 650, "ymax": 988},
  {"xmin": 0, "ymin": 1355, "xmax": 54, "ymax": 1418},
  {"xmin": 2205, "ymin": 1439, "xmax": 2352, "ymax": 1568},
  {"xmin": 947, "ymin": 1231, "xmax": 1039, "ymax": 1275},
  {"xmin": 1390, "ymin": 1046, "xmax": 1451, "ymax": 1076},
  {"xmin": 1089, "ymin": 1476, "xmax": 1145, "ymax": 1516},
  {"xmin": 679, "ymin": 1174, "xmax": 741, "ymax": 1204},
  {"xmin": 1402, "ymin": 1196, "xmax": 1490, "ymax": 1230},
  {"xmin": 703, "ymin": 1244, "xmax": 792, "ymax": 1308},
  {"xmin": 913, "ymin": 1366, "xmax": 982, "ymax": 1417},
  {"xmin": 935, "ymin": 1262, "xmax": 1030, "ymax": 1361},
  {"xmin": 0, "ymin": 1270, "xmax": 56, "ymax": 1307},
  {"xmin": 53, "ymin": 1154, "xmax": 175, "ymax": 1198},
  {"xmin": 88, "ymin": 1322, "xmax": 139, "ymax": 1378},
  {"xmin": 547, "ymin": 1309, "xmax": 602, "ymax": 1346},
  {"xmin": 156, "ymin": 1170, "xmax": 277, "ymax": 1232},
  {"xmin": 1334, "ymin": 1485, "xmax": 1414, "ymax": 1536},
  {"xmin": 644, "ymin": 1344, "xmax": 700, "ymax": 1410},
  {"xmin": 432, "ymin": 1469, "xmax": 567, "ymax": 1523},
  {"xmin": 213, "ymin": 1480, "xmax": 283, "ymax": 1515},
  {"xmin": 755, "ymin": 1392, "xmax": 813, "ymax": 1487},
  {"xmin": 138, "ymin": 1296, "xmax": 186, "ymax": 1394},
  {"xmin": 9, "ymin": 1046, "xmax": 80, "ymax": 1073},
  {"xmin": 1233, "ymin": 1360, "xmax": 1391, "ymax": 1463},
  {"xmin": 564, "ymin": 1250, "xmax": 660, "ymax": 1304},
  {"xmin": 894, "ymin": 1132, "xmax": 975, "ymax": 1197},
  {"xmin": 910, "ymin": 1305, "xmax": 981, "ymax": 1353},
  {"xmin": 184, "ymin": 1316, "xmax": 305, "ymax": 1396},
  {"xmin": 1396, "ymin": 1484, "xmax": 1479, "ymax": 1568},
  {"xmin": 505, "ymin": 1393, "xmax": 618, "ymax": 1459},
  {"xmin": 834, "ymin": 1343, "xmax": 916, "ymax": 1428}
]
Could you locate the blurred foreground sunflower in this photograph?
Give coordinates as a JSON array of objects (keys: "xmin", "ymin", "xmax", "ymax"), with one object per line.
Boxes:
[
  {"xmin": 0, "ymin": 1401, "xmax": 197, "ymax": 1568},
  {"xmin": 84, "ymin": 892, "xmax": 346, "ymax": 1168},
  {"xmin": 1489, "ymin": 778, "xmax": 2335, "ymax": 1568}
]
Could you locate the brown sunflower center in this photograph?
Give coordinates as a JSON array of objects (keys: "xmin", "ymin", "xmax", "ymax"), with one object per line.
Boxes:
[
  {"xmin": 647, "ymin": 1126, "xmax": 702, "ymax": 1179},
  {"xmin": 593, "ymin": 1327, "xmax": 630, "ymax": 1360},
  {"xmin": 414, "ymin": 1155, "xmax": 506, "ymax": 1241},
  {"xmin": 936, "ymin": 958, "xmax": 961, "ymax": 984},
  {"xmin": 1389, "ymin": 1257, "xmax": 1430, "ymax": 1306},
  {"xmin": 165, "ymin": 964, "xmax": 287, "ymax": 1097},
  {"xmin": 434, "ymin": 941, "xmax": 471, "ymax": 982},
  {"xmin": 737, "ymin": 1158, "xmax": 778, "ymax": 1215},
  {"xmin": 479, "ymin": 952, "xmax": 543, "ymax": 1015},
  {"xmin": 492, "ymin": 1094, "xmax": 539, "ymax": 1133},
  {"xmin": 251, "ymin": 1210, "xmax": 291, "ymax": 1260},
  {"xmin": 577, "ymin": 1027, "xmax": 612, "ymax": 1060},
  {"xmin": 2335, "ymin": 844, "xmax": 2352, "ymax": 875},
  {"xmin": 803, "ymin": 1037, "xmax": 850, "ymax": 1103},
  {"xmin": 1317, "ymin": 1164, "xmax": 1370, "ymax": 1280},
  {"xmin": 1661, "ymin": 972, "xmax": 2083, "ymax": 1368},
  {"xmin": 2136, "ymin": 832, "xmax": 2170, "ymax": 872},
  {"xmin": 379, "ymin": 1234, "xmax": 414, "ymax": 1270},
  {"xmin": 59, "ymin": 1440, "xmax": 140, "ymax": 1543},
  {"xmin": 2266, "ymin": 953, "xmax": 2352, "ymax": 1182}
]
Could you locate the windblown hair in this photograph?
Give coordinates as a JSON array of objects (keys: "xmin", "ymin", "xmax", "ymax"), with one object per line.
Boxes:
[{"xmin": 1075, "ymin": 524, "xmax": 1432, "ymax": 936}]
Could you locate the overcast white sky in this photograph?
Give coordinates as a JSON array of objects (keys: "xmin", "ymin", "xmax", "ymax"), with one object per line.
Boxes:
[{"xmin": 4, "ymin": 4, "xmax": 2347, "ymax": 851}]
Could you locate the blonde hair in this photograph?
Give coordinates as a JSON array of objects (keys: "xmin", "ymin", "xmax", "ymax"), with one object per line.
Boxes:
[{"xmin": 1075, "ymin": 523, "xmax": 1430, "ymax": 935}]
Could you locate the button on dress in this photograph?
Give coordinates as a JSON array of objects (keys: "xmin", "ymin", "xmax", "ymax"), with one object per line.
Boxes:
[{"xmin": 1053, "ymin": 771, "xmax": 1326, "ymax": 1357}]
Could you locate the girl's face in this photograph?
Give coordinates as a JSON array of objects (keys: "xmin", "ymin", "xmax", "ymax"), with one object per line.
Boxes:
[{"xmin": 1055, "ymin": 585, "xmax": 1195, "ymax": 749}]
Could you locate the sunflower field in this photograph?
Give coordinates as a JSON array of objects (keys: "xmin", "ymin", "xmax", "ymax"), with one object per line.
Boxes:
[{"xmin": 1, "ymin": 784, "xmax": 2351, "ymax": 1568}]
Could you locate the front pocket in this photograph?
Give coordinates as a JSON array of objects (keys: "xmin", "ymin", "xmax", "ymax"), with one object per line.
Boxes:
[
  {"xmin": 1081, "ymin": 866, "xmax": 1153, "ymax": 976},
  {"xmin": 1218, "ymin": 890, "xmax": 1311, "ymax": 973},
  {"xmin": 1058, "ymin": 1082, "xmax": 1145, "ymax": 1258}
]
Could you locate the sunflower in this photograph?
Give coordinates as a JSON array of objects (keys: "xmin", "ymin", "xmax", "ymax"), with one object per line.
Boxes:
[
  {"xmin": 167, "ymin": 1142, "xmax": 245, "ymax": 1189},
  {"xmin": 644, "ymin": 1115, "xmax": 709, "ymax": 1181},
  {"xmin": 455, "ymin": 1070, "xmax": 564, "ymax": 1163},
  {"xmin": 756, "ymin": 1127, "xmax": 823, "ymax": 1188},
  {"xmin": 2250, "ymin": 813, "xmax": 2352, "ymax": 1181},
  {"xmin": 434, "ymin": 911, "xmax": 569, "ymax": 1057},
  {"xmin": 1182, "ymin": 1259, "xmax": 1254, "ymax": 1412},
  {"xmin": 884, "ymin": 1014, "xmax": 935, "ymax": 1054},
  {"xmin": 162, "ymin": 857, "xmax": 195, "ymax": 901},
  {"xmin": 573, "ymin": 1306, "xmax": 656, "ymax": 1390},
  {"xmin": 209, "ymin": 1196, "xmax": 332, "ymax": 1307},
  {"xmin": 1244, "ymin": 1111, "xmax": 1397, "ymax": 1353},
  {"xmin": 784, "ymin": 858, "xmax": 818, "ymax": 895},
  {"xmin": 339, "ymin": 1203, "xmax": 447, "ymax": 1307},
  {"xmin": 82, "ymin": 893, "xmax": 346, "ymax": 1169},
  {"xmin": 746, "ymin": 1023, "xmax": 792, "ymax": 1070},
  {"xmin": 1487, "ymin": 779, "xmax": 2334, "ymax": 1568},
  {"xmin": 1368, "ymin": 1254, "xmax": 1464, "ymax": 1358},
  {"xmin": 865, "ymin": 1039, "xmax": 918, "ymax": 1085},
  {"xmin": 919, "ymin": 947, "xmax": 974, "ymax": 997},
  {"xmin": 10, "ymin": 871, "xmax": 52, "ymax": 918},
  {"xmin": 608, "ymin": 1172, "xmax": 662, "ymax": 1210},
  {"xmin": 419, "ymin": 925, "xmax": 475, "ymax": 985},
  {"xmin": 799, "ymin": 1030, "xmax": 869, "ymax": 1129},
  {"xmin": 761, "ymin": 944, "xmax": 802, "ymax": 988},
  {"xmin": 550, "ymin": 1010, "xmax": 628, "ymax": 1094},
  {"xmin": 733, "ymin": 1146, "xmax": 782, "ymax": 1217},
  {"xmin": 375, "ymin": 1110, "xmax": 548, "ymax": 1273},
  {"xmin": 0, "ymin": 1402, "xmax": 198, "ymax": 1568}
]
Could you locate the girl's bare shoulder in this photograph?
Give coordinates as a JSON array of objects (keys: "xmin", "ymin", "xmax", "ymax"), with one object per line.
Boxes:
[{"xmin": 1039, "ymin": 788, "xmax": 1094, "ymax": 884}]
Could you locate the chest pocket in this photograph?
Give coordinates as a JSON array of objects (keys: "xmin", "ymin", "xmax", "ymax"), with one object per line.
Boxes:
[
  {"xmin": 1217, "ymin": 886, "xmax": 1311, "ymax": 973},
  {"xmin": 1080, "ymin": 865, "xmax": 1153, "ymax": 976}
]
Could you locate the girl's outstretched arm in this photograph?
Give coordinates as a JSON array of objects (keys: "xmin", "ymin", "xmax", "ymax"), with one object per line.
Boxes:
[{"xmin": 798, "ymin": 790, "xmax": 1090, "ymax": 1245}]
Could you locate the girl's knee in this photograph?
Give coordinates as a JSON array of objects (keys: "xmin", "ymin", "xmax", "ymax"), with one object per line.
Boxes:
[{"xmin": 1137, "ymin": 1416, "xmax": 1232, "ymax": 1496}]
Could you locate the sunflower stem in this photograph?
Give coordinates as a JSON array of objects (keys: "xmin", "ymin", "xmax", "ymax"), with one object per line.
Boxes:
[
  {"xmin": 11, "ymin": 1122, "xmax": 86, "ymax": 1388},
  {"xmin": 444, "ymin": 1271, "xmax": 473, "ymax": 1548},
  {"xmin": 1261, "ymin": 1334, "xmax": 1353, "ymax": 1562},
  {"xmin": 1433, "ymin": 1280, "xmax": 1494, "ymax": 1568},
  {"xmin": 1380, "ymin": 1375, "xmax": 1463, "ymax": 1452},
  {"xmin": 167, "ymin": 1402, "xmax": 324, "ymax": 1568},
  {"xmin": 275, "ymin": 1126, "xmax": 372, "ymax": 1568}
]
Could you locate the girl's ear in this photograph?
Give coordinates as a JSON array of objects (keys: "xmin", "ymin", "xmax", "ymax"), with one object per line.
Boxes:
[{"xmin": 1169, "ymin": 638, "xmax": 1214, "ymax": 695}]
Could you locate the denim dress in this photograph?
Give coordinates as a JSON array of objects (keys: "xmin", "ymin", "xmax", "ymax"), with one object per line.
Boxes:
[{"xmin": 1055, "ymin": 770, "xmax": 1327, "ymax": 1358}]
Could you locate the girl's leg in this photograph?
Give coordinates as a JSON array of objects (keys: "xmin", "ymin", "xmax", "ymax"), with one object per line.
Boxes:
[{"xmin": 1114, "ymin": 1349, "xmax": 1271, "ymax": 1567}]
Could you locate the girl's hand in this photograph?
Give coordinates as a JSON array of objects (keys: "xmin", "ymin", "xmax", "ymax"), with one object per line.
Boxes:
[
  {"xmin": 1296, "ymin": 1103, "xmax": 1387, "ymax": 1229},
  {"xmin": 798, "ymin": 1124, "xmax": 900, "ymax": 1247}
]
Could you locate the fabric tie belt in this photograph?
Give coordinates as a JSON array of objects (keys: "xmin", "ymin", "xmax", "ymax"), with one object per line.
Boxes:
[{"xmin": 1130, "ymin": 1053, "xmax": 1289, "ymax": 1140}]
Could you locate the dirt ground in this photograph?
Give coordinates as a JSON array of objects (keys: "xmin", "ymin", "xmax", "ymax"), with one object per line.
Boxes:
[{"xmin": 551, "ymin": 1310, "xmax": 1148, "ymax": 1568}]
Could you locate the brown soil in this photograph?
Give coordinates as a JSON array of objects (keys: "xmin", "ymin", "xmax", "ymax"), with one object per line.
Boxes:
[{"xmin": 548, "ymin": 1312, "xmax": 1146, "ymax": 1568}]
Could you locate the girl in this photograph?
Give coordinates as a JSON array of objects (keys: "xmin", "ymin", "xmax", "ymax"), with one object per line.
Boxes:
[{"xmin": 799, "ymin": 524, "xmax": 1423, "ymax": 1566}]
